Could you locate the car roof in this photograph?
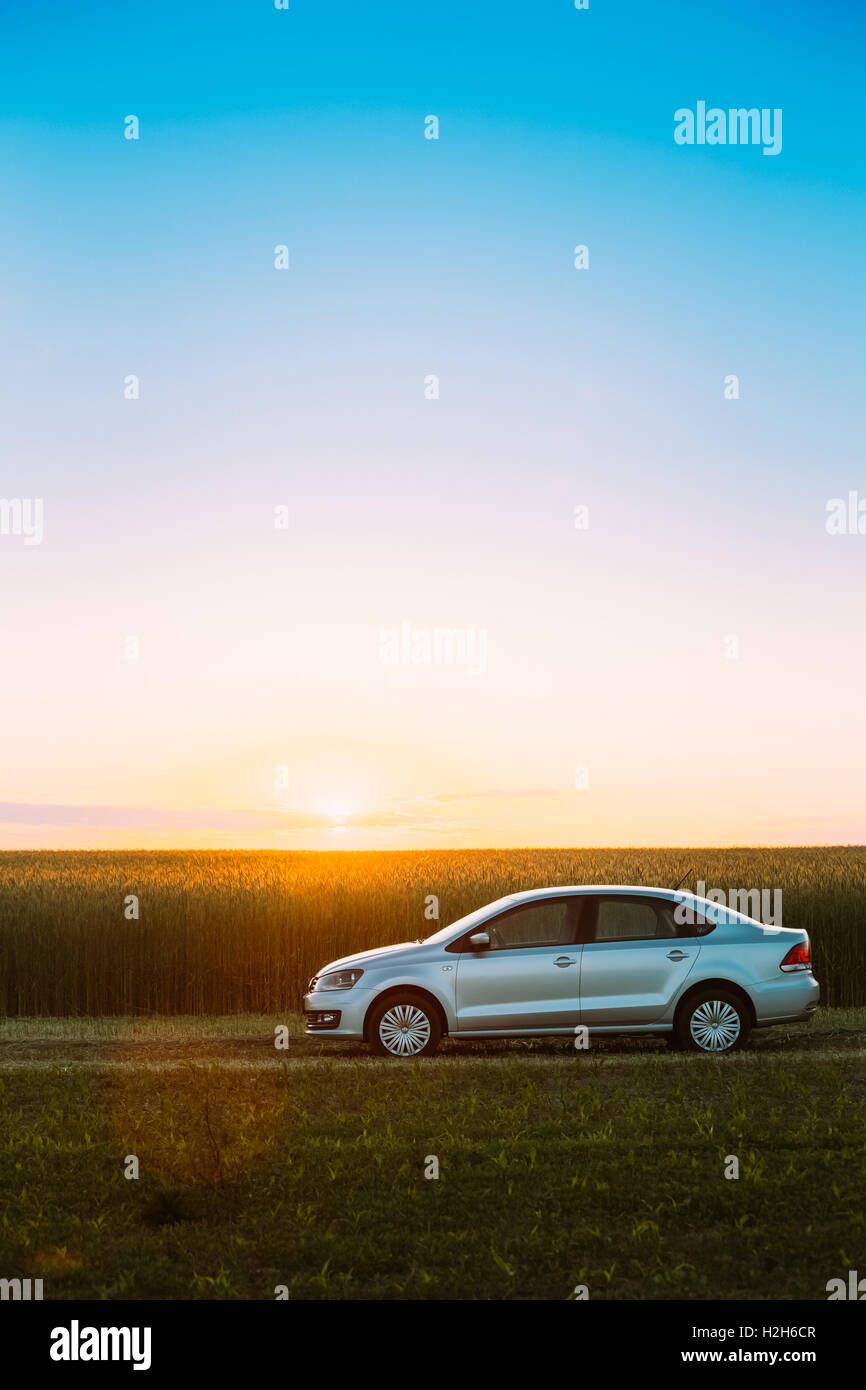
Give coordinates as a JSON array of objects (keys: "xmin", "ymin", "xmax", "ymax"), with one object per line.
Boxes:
[
  {"xmin": 482, "ymin": 885, "xmax": 768, "ymax": 930},
  {"xmin": 501, "ymin": 885, "xmax": 684, "ymax": 903}
]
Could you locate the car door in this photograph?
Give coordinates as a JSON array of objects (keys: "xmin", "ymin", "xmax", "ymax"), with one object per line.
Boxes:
[
  {"xmin": 578, "ymin": 895, "xmax": 701, "ymax": 1025},
  {"xmin": 454, "ymin": 897, "xmax": 582, "ymax": 1032}
]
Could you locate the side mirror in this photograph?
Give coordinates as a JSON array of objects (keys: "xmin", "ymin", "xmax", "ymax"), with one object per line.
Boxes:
[{"xmin": 468, "ymin": 931, "xmax": 491, "ymax": 950}]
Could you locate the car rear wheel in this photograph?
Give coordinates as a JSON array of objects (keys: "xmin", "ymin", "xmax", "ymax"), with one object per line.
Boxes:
[
  {"xmin": 677, "ymin": 991, "xmax": 750, "ymax": 1054},
  {"xmin": 368, "ymin": 993, "xmax": 442, "ymax": 1058}
]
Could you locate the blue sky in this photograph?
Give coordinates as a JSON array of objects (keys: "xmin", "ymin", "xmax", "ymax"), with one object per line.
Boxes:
[{"xmin": 0, "ymin": 0, "xmax": 864, "ymax": 847}]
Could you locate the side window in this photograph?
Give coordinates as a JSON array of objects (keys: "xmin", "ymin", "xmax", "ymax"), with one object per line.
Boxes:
[
  {"xmin": 654, "ymin": 904, "xmax": 680, "ymax": 938},
  {"xmin": 487, "ymin": 899, "xmax": 574, "ymax": 950},
  {"xmin": 691, "ymin": 913, "xmax": 716, "ymax": 937},
  {"xmin": 593, "ymin": 898, "xmax": 663, "ymax": 942},
  {"xmin": 670, "ymin": 898, "xmax": 718, "ymax": 937}
]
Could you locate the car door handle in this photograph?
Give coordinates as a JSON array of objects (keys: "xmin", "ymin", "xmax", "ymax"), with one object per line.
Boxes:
[
  {"xmin": 667, "ymin": 950, "xmax": 690, "ymax": 960},
  {"xmin": 554, "ymin": 956, "xmax": 577, "ymax": 967}
]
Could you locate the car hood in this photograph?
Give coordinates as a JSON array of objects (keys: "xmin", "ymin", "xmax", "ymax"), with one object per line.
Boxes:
[{"xmin": 317, "ymin": 941, "xmax": 423, "ymax": 974}]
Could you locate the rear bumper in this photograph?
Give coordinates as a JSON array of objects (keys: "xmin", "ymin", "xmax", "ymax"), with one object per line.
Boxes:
[{"xmin": 754, "ymin": 973, "xmax": 820, "ymax": 1024}]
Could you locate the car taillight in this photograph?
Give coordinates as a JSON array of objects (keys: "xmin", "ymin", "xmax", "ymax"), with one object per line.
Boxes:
[{"xmin": 780, "ymin": 939, "xmax": 811, "ymax": 972}]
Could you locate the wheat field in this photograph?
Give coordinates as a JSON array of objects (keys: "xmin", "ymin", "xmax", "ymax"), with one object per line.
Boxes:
[{"xmin": 0, "ymin": 847, "xmax": 864, "ymax": 1015}]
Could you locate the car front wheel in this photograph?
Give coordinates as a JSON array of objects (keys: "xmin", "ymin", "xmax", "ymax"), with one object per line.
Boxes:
[
  {"xmin": 368, "ymin": 993, "xmax": 442, "ymax": 1058},
  {"xmin": 677, "ymin": 991, "xmax": 750, "ymax": 1054}
]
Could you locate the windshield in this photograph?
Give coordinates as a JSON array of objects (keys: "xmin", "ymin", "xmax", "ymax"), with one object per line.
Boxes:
[{"xmin": 420, "ymin": 895, "xmax": 518, "ymax": 945}]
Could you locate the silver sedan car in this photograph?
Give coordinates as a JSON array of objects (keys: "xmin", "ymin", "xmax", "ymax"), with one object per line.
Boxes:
[{"xmin": 303, "ymin": 886, "xmax": 819, "ymax": 1057}]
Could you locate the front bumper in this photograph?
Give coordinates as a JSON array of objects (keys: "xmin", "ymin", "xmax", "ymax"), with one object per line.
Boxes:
[
  {"xmin": 303, "ymin": 987, "xmax": 373, "ymax": 1040},
  {"xmin": 305, "ymin": 1008, "xmax": 342, "ymax": 1030}
]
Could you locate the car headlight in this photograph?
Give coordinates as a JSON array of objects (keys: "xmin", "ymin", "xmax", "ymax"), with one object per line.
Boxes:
[{"xmin": 314, "ymin": 968, "xmax": 364, "ymax": 991}]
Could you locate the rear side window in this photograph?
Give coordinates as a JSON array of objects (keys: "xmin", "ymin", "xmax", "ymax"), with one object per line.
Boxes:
[
  {"xmin": 594, "ymin": 899, "xmax": 661, "ymax": 942},
  {"xmin": 671, "ymin": 897, "xmax": 719, "ymax": 936},
  {"xmin": 583, "ymin": 896, "xmax": 716, "ymax": 943}
]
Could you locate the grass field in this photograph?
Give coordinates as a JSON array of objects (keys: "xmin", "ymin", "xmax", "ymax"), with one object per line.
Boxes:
[
  {"xmin": 1, "ymin": 847, "xmax": 865, "ymax": 1014},
  {"xmin": 0, "ymin": 1009, "xmax": 863, "ymax": 1300},
  {"xmin": 2, "ymin": 850, "xmax": 863, "ymax": 1300}
]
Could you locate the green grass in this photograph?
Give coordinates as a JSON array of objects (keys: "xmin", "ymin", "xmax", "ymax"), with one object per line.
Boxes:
[
  {"xmin": 0, "ymin": 1010, "xmax": 864, "ymax": 1300},
  {"xmin": 1, "ymin": 847, "xmax": 865, "ymax": 1014}
]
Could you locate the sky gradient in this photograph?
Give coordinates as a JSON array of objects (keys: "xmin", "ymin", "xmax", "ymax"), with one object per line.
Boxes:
[{"xmin": 1, "ymin": 1, "xmax": 864, "ymax": 848}]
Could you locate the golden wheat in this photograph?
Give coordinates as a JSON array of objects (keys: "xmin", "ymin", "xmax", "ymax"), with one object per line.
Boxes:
[{"xmin": 0, "ymin": 848, "xmax": 863, "ymax": 1014}]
